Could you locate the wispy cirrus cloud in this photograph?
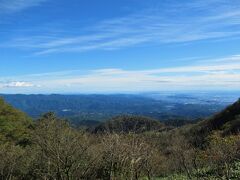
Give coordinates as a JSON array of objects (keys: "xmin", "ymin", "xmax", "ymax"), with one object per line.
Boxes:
[
  {"xmin": 0, "ymin": 0, "xmax": 48, "ymax": 13},
  {"xmin": 1, "ymin": 55, "xmax": 240, "ymax": 93},
  {"xmin": 3, "ymin": 0, "xmax": 240, "ymax": 55}
]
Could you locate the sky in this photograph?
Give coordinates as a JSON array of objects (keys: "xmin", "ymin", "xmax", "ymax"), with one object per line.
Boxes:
[{"xmin": 0, "ymin": 0, "xmax": 240, "ymax": 94}]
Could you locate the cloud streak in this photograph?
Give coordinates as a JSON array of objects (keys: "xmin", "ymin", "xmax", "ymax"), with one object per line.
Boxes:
[
  {"xmin": 0, "ymin": 81, "xmax": 34, "ymax": 88},
  {"xmin": 3, "ymin": 0, "xmax": 240, "ymax": 55},
  {"xmin": 0, "ymin": 0, "xmax": 48, "ymax": 13},
  {"xmin": 1, "ymin": 55, "xmax": 240, "ymax": 93}
]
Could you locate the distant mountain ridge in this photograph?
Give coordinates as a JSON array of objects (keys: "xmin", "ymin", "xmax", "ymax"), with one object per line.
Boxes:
[{"xmin": 0, "ymin": 94, "xmax": 228, "ymax": 125}]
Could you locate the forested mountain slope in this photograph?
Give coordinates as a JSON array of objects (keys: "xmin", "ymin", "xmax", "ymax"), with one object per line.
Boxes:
[
  {"xmin": 0, "ymin": 98, "xmax": 32, "ymax": 144},
  {"xmin": 194, "ymin": 99, "xmax": 240, "ymax": 133},
  {"xmin": 93, "ymin": 115, "xmax": 167, "ymax": 133},
  {"xmin": 0, "ymin": 97, "xmax": 239, "ymax": 179},
  {"xmin": 185, "ymin": 99, "xmax": 240, "ymax": 145}
]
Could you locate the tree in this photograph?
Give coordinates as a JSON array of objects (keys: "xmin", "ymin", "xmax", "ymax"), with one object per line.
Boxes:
[
  {"xmin": 98, "ymin": 133, "xmax": 161, "ymax": 180},
  {"xmin": 0, "ymin": 98, "xmax": 32, "ymax": 145},
  {"xmin": 205, "ymin": 132, "xmax": 240, "ymax": 179},
  {"xmin": 0, "ymin": 143, "xmax": 28, "ymax": 180},
  {"xmin": 30, "ymin": 112, "xmax": 99, "ymax": 180}
]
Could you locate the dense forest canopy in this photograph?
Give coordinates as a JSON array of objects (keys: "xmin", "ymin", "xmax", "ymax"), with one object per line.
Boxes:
[
  {"xmin": 93, "ymin": 115, "xmax": 167, "ymax": 133},
  {"xmin": 0, "ymin": 98, "xmax": 31, "ymax": 144},
  {"xmin": 0, "ymin": 97, "xmax": 239, "ymax": 179}
]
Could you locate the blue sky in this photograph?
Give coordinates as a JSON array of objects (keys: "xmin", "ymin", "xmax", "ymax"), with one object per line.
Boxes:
[{"xmin": 0, "ymin": 0, "xmax": 240, "ymax": 93}]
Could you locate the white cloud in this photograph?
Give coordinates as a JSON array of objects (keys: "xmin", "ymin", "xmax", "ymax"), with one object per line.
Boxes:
[
  {"xmin": 3, "ymin": 0, "xmax": 240, "ymax": 55},
  {"xmin": 0, "ymin": 55, "xmax": 240, "ymax": 93},
  {"xmin": 1, "ymin": 55, "xmax": 239, "ymax": 93},
  {"xmin": 0, "ymin": 81, "xmax": 34, "ymax": 88},
  {"xmin": 0, "ymin": 0, "xmax": 47, "ymax": 13}
]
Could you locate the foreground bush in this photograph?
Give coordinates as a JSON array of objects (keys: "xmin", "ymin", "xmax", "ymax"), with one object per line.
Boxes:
[{"xmin": 0, "ymin": 112, "xmax": 239, "ymax": 180}]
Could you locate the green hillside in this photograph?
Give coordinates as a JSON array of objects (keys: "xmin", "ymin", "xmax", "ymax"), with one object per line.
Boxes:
[
  {"xmin": 0, "ymin": 97, "xmax": 239, "ymax": 179},
  {"xmin": 0, "ymin": 98, "xmax": 32, "ymax": 144},
  {"xmin": 187, "ymin": 99, "xmax": 240, "ymax": 146},
  {"xmin": 93, "ymin": 115, "xmax": 167, "ymax": 133},
  {"xmin": 200, "ymin": 98, "xmax": 240, "ymax": 134}
]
